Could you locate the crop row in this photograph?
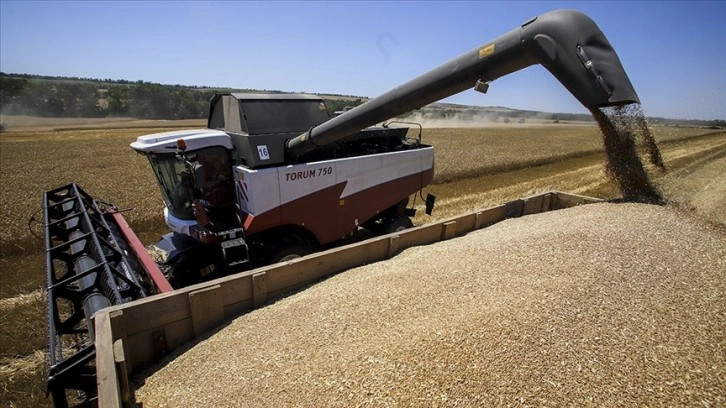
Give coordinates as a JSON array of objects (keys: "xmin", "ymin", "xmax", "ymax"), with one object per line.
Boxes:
[{"xmin": 0, "ymin": 124, "xmax": 713, "ymax": 250}]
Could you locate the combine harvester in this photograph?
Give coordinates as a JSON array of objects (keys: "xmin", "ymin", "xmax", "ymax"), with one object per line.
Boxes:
[{"xmin": 42, "ymin": 9, "xmax": 640, "ymax": 407}]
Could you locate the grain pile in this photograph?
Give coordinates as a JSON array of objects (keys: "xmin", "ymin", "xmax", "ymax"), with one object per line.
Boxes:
[{"xmin": 135, "ymin": 203, "xmax": 725, "ymax": 407}]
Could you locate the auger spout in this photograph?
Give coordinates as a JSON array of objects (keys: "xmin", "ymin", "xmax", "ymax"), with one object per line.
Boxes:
[{"xmin": 287, "ymin": 9, "xmax": 639, "ymax": 157}]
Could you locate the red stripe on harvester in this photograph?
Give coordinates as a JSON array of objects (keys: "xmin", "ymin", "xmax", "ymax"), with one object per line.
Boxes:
[{"xmin": 109, "ymin": 211, "xmax": 174, "ymax": 293}]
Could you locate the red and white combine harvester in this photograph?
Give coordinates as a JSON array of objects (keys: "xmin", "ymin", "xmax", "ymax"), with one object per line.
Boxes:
[
  {"xmin": 128, "ymin": 93, "xmax": 435, "ymax": 287},
  {"xmin": 42, "ymin": 10, "xmax": 640, "ymax": 406}
]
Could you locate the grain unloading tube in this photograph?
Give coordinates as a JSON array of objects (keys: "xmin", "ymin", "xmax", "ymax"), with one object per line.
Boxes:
[{"xmin": 287, "ymin": 9, "xmax": 639, "ymax": 157}]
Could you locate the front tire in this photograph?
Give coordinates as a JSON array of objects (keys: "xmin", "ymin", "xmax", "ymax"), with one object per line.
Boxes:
[
  {"xmin": 251, "ymin": 231, "xmax": 316, "ymax": 267},
  {"xmin": 364, "ymin": 215, "xmax": 414, "ymax": 235},
  {"xmin": 270, "ymin": 244, "xmax": 312, "ymax": 264},
  {"xmin": 380, "ymin": 216, "xmax": 414, "ymax": 234}
]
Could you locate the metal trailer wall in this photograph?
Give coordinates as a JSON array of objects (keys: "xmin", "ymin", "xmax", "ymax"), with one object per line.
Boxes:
[{"xmin": 94, "ymin": 191, "xmax": 601, "ymax": 407}]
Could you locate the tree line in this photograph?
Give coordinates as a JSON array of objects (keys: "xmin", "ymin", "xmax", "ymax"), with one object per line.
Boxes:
[
  {"xmin": 0, "ymin": 73, "xmax": 722, "ymax": 127},
  {"xmin": 0, "ymin": 75, "xmax": 223, "ymax": 119},
  {"xmin": 0, "ymin": 74, "xmax": 364, "ymax": 120}
]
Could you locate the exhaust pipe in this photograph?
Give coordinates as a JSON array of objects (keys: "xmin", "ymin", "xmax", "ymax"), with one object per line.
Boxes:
[{"xmin": 287, "ymin": 9, "xmax": 639, "ymax": 157}]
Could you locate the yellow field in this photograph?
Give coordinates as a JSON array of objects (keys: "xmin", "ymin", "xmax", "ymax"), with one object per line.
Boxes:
[
  {"xmin": 0, "ymin": 123, "xmax": 714, "ymax": 248},
  {"xmin": 0, "ymin": 120, "xmax": 723, "ymax": 407}
]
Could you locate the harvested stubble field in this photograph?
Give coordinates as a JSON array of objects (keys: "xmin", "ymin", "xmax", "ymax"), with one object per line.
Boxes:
[
  {"xmin": 135, "ymin": 203, "xmax": 726, "ymax": 407},
  {"xmin": 0, "ymin": 117, "xmax": 724, "ymax": 407}
]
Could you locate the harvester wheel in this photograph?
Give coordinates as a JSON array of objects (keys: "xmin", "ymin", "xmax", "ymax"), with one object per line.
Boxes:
[
  {"xmin": 380, "ymin": 216, "xmax": 414, "ymax": 234},
  {"xmin": 363, "ymin": 215, "xmax": 414, "ymax": 235},
  {"xmin": 261, "ymin": 232, "xmax": 316, "ymax": 265},
  {"xmin": 270, "ymin": 244, "xmax": 311, "ymax": 264}
]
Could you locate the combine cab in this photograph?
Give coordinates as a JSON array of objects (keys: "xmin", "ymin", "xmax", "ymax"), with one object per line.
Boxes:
[{"xmin": 43, "ymin": 9, "xmax": 641, "ymax": 406}]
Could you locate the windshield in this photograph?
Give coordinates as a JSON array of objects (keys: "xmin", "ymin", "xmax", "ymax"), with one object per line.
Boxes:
[
  {"xmin": 148, "ymin": 153, "xmax": 196, "ymax": 220},
  {"xmin": 147, "ymin": 146, "xmax": 235, "ymax": 221}
]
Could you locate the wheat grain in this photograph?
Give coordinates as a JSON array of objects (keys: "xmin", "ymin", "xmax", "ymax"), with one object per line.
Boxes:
[{"xmin": 135, "ymin": 203, "xmax": 726, "ymax": 407}]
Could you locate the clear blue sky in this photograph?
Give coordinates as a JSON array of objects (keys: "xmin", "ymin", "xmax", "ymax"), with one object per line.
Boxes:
[{"xmin": 1, "ymin": 1, "xmax": 724, "ymax": 120}]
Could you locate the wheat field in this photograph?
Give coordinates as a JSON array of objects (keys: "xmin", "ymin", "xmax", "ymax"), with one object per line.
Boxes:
[
  {"xmin": 0, "ymin": 120, "xmax": 723, "ymax": 407},
  {"xmin": 0, "ymin": 123, "xmax": 715, "ymax": 248}
]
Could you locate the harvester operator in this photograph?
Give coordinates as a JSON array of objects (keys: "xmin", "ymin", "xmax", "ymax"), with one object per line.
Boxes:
[{"xmin": 194, "ymin": 148, "xmax": 234, "ymax": 207}]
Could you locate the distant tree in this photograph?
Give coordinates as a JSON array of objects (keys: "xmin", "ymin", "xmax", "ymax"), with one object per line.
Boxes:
[
  {"xmin": 0, "ymin": 76, "xmax": 29, "ymax": 112},
  {"xmin": 176, "ymin": 90, "xmax": 200, "ymax": 119},
  {"xmin": 106, "ymin": 86, "xmax": 129, "ymax": 115},
  {"xmin": 44, "ymin": 85, "xmax": 66, "ymax": 116},
  {"xmin": 129, "ymin": 83, "xmax": 173, "ymax": 118},
  {"xmin": 62, "ymin": 82, "xmax": 103, "ymax": 117},
  {"xmin": 323, "ymin": 98, "xmax": 364, "ymax": 117}
]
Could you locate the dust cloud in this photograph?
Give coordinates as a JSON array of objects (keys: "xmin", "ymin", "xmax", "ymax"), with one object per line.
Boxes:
[{"xmin": 392, "ymin": 112, "xmax": 564, "ymax": 129}]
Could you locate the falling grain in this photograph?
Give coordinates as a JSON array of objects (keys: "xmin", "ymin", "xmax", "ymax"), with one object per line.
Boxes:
[{"xmin": 590, "ymin": 104, "xmax": 664, "ymax": 203}]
